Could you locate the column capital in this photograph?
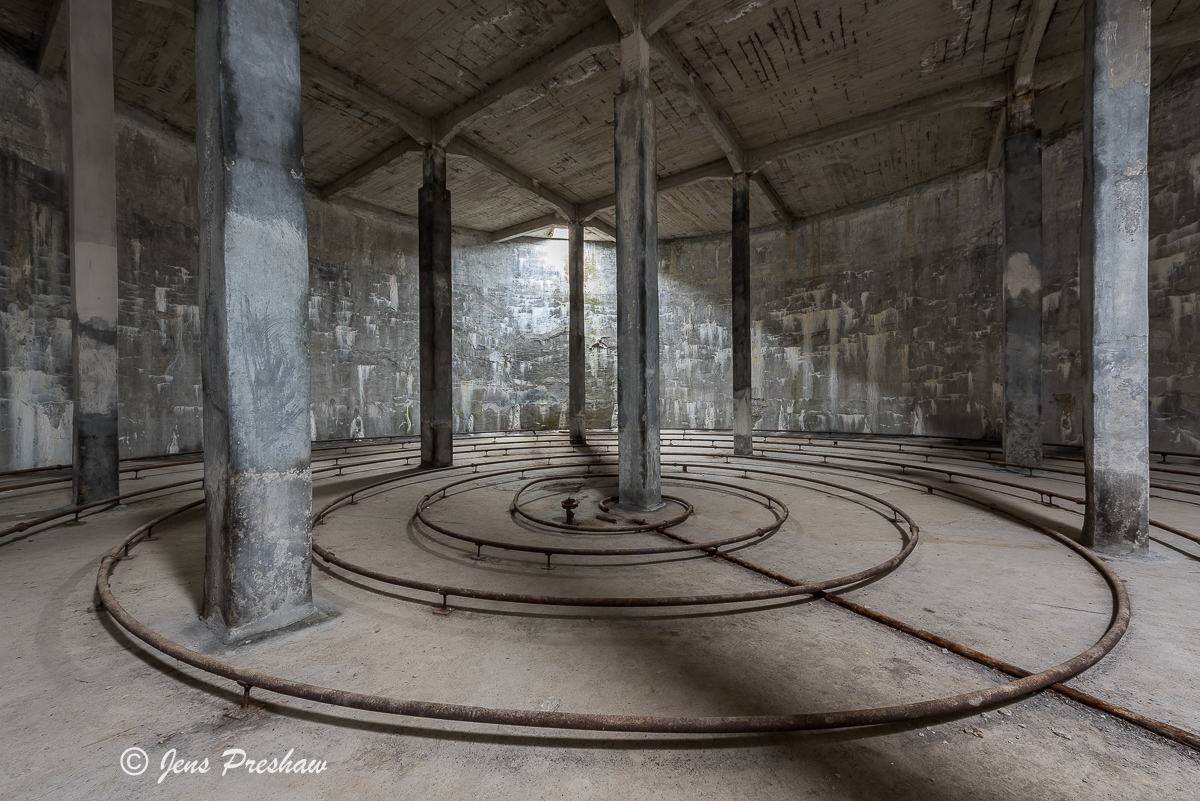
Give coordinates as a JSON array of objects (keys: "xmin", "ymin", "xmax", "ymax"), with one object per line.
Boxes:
[
  {"xmin": 619, "ymin": 29, "xmax": 651, "ymax": 93},
  {"xmin": 1007, "ymin": 90, "xmax": 1036, "ymax": 136},
  {"xmin": 422, "ymin": 145, "xmax": 447, "ymax": 186}
]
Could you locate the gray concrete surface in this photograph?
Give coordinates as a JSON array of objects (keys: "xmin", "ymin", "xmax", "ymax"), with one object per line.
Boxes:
[{"xmin": 1, "ymin": 435, "xmax": 1198, "ymax": 799}]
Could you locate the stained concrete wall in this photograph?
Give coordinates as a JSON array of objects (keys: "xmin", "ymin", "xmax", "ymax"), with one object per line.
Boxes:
[
  {"xmin": 659, "ymin": 168, "xmax": 1005, "ymax": 439},
  {"xmin": 0, "ymin": 53, "xmax": 73, "ymax": 469},
  {"xmin": 655, "ymin": 64, "xmax": 1199, "ymax": 451},
  {"xmin": 3, "ymin": 48, "xmax": 1199, "ymax": 469},
  {"xmin": 0, "ymin": 50, "xmax": 615, "ymax": 470},
  {"xmin": 1040, "ymin": 66, "xmax": 1200, "ymax": 454}
]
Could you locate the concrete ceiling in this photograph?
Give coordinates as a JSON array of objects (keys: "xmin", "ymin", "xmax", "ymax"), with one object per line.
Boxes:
[{"xmin": 2, "ymin": 0, "xmax": 1199, "ymax": 240}]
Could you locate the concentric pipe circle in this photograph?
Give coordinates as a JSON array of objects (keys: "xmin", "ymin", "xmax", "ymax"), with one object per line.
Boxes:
[{"xmin": 94, "ymin": 433, "xmax": 1136, "ymax": 736}]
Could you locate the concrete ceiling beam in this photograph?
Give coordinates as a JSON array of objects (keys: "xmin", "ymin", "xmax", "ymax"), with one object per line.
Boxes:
[
  {"xmin": 643, "ymin": 0, "xmax": 694, "ymax": 36},
  {"xmin": 586, "ymin": 218, "xmax": 617, "ymax": 239},
  {"xmin": 319, "ymin": 136, "xmax": 422, "ymax": 200},
  {"xmin": 746, "ymin": 74, "xmax": 1009, "ymax": 172},
  {"xmin": 489, "ymin": 212, "xmax": 565, "ymax": 242},
  {"xmin": 1031, "ymin": 17, "xmax": 1200, "ymax": 93},
  {"xmin": 751, "ymin": 173, "xmax": 794, "ymax": 231},
  {"xmin": 35, "ymin": 0, "xmax": 67, "ymax": 78},
  {"xmin": 650, "ymin": 33, "xmax": 795, "ymax": 227},
  {"xmin": 492, "ymin": 157, "xmax": 730, "ymax": 241},
  {"xmin": 1152, "ymin": 13, "xmax": 1200, "ymax": 51},
  {"xmin": 434, "ymin": 16, "xmax": 621, "ymax": 146},
  {"xmin": 301, "ymin": 50, "xmax": 434, "ymax": 144},
  {"xmin": 603, "ymin": 0, "xmax": 640, "ymax": 35},
  {"xmin": 305, "ymin": 53, "xmax": 580, "ymax": 218},
  {"xmin": 651, "ymin": 32, "xmax": 745, "ymax": 171},
  {"xmin": 445, "ymin": 137, "xmax": 579, "ymax": 218},
  {"xmin": 1013, "ymin": 0, "xmax": 1059, "ymax": 94},
  {"xmin": 572, "ymin": 157, "xmax": 731, "ymax": 221},
  {"xmin": 605, "ymin": 0, "xmax": 692, "ymax": 36},
  {"xmin": 986, "ymin": 107, "xmax": 1008, "ymax": 175}
]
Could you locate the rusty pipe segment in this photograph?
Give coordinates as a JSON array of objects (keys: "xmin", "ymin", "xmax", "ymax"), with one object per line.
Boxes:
[
  {"xmin": 90, "ymin": 431, "xmax": 1198, "ymax": 742},
  {"xmin": 96, "ymin": 451, "xmax": 1125, "ymax": 735},
  {"xmin": 317, "ymin": 461, "xmax": 917, "ymax": 606}
]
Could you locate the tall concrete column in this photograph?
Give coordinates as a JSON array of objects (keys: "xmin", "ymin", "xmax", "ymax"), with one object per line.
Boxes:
[
  {"xmin": 731, "ymin": 172, "xmax": 752, "ymax": 456},
  {"xmin": 1080, "ymin": 0, "xmax": 1151, "ymax": 554},
  {"xmin": 66, "ymin": 0, "xmax": 119, "ymax": 504},
  {"xmin": 568, "ymin": 221, "xmax": 587, "ymax": 445},
  {"xmin": 195, "ymin": 0, "xmax": 314, "ymax": 639},
  {"xmin": 614, "ymin": 30, "xmax": 661, "ymax": 510},
  {"xmin": 419, "ymin": 146, "xmax": 453, "ymax": 468},
  {"xmin": 1002, "ymin": 116, "xmax": 1044, "ymax": 468}
]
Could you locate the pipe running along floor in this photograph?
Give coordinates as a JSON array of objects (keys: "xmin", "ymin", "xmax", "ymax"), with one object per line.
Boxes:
[{"xmin": 1, "ymin": 430, "xmax": 1199, "ymax": 798}]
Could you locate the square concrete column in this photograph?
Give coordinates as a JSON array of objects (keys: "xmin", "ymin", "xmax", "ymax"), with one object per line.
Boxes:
[
  {"xmin": 1002, "ymin": 126, "xmax": 1044, "ymax": 468},
  {"xmin": 731, "ymin": 172, "xmax": 753, "ymax": 456},
  {"xmin": 614, "ymin": 30, "xmax": 661, "ymax": 510},
  {"xmin": 195, "ymin": 0, "xmax": 314, "ymax": 639},
  {"xmin": 419, "ymin": 146, "xmax": 453, "ymax": 468},
  {"xmin": 66, "ymin": 0, "xmax": 119, "ymax": 504},
  {"xmin": 568, "ymin": 220, "xmax": 587, "ymax": 445},
  {"xmin": 1080, "ymin": 0, "xmax": 1151, "ymax": 554}
]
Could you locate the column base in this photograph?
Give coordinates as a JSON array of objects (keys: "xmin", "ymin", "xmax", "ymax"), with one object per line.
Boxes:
[{"xmin": 205, "ymin": 601, "xmax": 319, "ymax": 644}]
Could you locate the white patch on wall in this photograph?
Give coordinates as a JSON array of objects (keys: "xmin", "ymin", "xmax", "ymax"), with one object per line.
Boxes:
[
  {"xmin": 3, "ymin": 369, "xmax": 73, "ymax": 468},
  {"xmin": 357, "ymin": 364, "xmax": 374, "ymax": 416},
  {"xmin": 725, "ymin": 1, "xmax": 764, "ymax": 23},
  {"xmin": 335, "ymin": 325, "xmax": 357, "ymax": 350},
  {"xmin": 1004, "ymin": 253, "xmax": 1039, "ymax": 299}
]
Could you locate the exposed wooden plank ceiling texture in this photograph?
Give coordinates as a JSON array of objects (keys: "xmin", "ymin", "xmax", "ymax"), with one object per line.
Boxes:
[{"xmin": 2, "ymin": 0, "xmax": 1199, "ymax": 241}]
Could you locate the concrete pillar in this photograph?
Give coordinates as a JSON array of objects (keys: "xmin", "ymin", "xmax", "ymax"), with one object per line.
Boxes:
[
  {"xmin": 195, "ymin": 0, "xmax": 314, "ymax": 639},
  {"xmin": 419, "ymin": 146, "xmax": 453, "ymax": 468},
  {"xmin": 1080, "ymin": 0, "xmax": 1151, "ymax": 554},
  {"xmin": 731, "ymin": 172, "xmax": 752, "ymax": 456},
  {"xmin": 1002, "ymin": 124, "xmax": 1043, "ymax": 468},
  {"xmin": 614, "ymin": 30, "xmax": 661, "ymax": 510},
  {"xmin": 66, "ymin": 0, "xmax": 119, "ymax": 504},
  {"xmin": 568, "ymin": 221, "xmax": 587, "ymax": 444}
]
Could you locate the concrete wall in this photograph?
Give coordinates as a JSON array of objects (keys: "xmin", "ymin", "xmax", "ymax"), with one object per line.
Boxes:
[
  {"xmin": 2, "ymin": 48, "xmax": 1198, "ymax": 470},
  {"xmin": 657, "ymin": 66, "xmax": 1200, "ymax": 453},
  {"xmin": 659, "ymin": 168, "xmax": 1004, "ymax": 439},
  {"xmin": 0, "ymin": 52, "xmax": 73, "ymax": 469},
  {"xmin": 1038, "ymin": 70, "xmax": 1200, "ymax": 453},
  {"xmin": 0, "ymin": 51, "xmax": 614, "ymax": 469}
]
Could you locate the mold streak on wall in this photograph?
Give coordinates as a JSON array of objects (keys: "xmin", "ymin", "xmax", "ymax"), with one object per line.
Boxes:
[
  {"xmin": 0, "ymin": 57, "xmax": 72, "ymax": 469},
  {"xmin": 660, "ymin": 168, "xmax": 1006, "ymax": 441}
]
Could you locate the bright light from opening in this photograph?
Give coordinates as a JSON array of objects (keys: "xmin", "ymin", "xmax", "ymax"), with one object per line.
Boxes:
[{"xmin": 549, "ymin": 226, "xmax": 568, "ymax": 239}]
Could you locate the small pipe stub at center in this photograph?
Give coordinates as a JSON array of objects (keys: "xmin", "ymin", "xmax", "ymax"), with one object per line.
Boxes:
[{"xmin": 561, "ymin": 496, "xmax": 580, "ymax": 525}]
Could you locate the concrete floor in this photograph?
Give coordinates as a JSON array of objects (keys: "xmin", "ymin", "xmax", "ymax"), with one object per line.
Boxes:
[{"xmin": 2, "ymin": 433, "xmax": 1199, "ymax": 799}]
